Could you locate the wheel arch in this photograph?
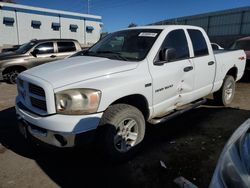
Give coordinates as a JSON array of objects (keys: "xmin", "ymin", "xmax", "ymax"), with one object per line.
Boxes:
[
  {"xmin": 2, "ymin": 65, "xmax": 27, "ymax": 75},
  {"xmin": 226, "ymin": 66, "xmax": 238, "ymax": 80},
  {"xmin": 109, "ymin": 94, "xmax": 150, "ymax": 120}
]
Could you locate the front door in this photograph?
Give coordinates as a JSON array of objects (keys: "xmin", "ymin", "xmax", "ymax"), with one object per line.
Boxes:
[
  {"xmin": 150, "ymin": 29, "xmax": 194, "ymax": 118},
  {"xmin": 28, "ymin": 42, "xmax": 56, "ymax": 68}
]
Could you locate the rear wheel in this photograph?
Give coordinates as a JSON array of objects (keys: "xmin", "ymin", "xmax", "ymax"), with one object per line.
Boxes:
[
  {"xmin": 213, "ymin": 75, "xmax": 235, "ymax": 106},
  {"xmin": 98, "ymin": 104, "xmax": 145, "ymax": 162}
]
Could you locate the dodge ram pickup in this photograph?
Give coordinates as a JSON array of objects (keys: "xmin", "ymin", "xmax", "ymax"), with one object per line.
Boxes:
[{"xmin": 15, "ymin": 25, "xmax": 246, "ymax": 161}]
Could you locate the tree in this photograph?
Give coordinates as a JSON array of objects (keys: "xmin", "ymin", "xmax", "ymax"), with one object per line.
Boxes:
[
  {"xmin": 0, "ymin": 0, "xmax": 16, "ymax": 3},
  {"xmin": 128, "ymin": 23, "xmax": 137, "ymax": 28}
]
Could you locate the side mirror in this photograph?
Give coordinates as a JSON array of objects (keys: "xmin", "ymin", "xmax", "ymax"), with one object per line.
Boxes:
[
  {"xmin": 163, "ymin": 48, "xmax": 176, "ymax": 62},
  {"xmin": 154, "ymin": 48, "xmax": 176, "ymax": 66},
  {"xmin": 31, "ymin": 49, "xmax": 39, "ymax": 57}
]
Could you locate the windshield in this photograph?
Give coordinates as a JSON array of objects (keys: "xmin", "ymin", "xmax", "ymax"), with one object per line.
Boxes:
[
  {"xmin": 15, "ymin": 41, "xmax": 37, "ymax": 54},
  {"xmin": 230, "ymin": 40, "xmax": 250, "ymax": 51},
  {"xmin": 85, "ymin": 29, "xmax": 162, "ymax": 61}
]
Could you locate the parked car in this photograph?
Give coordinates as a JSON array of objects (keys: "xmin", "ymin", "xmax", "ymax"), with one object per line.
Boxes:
[
  {"xmin": 16, "ymin": 25, "xmax": 246, "ymax": 162},
  {"xmin": 210, "ymin": 118, "xmax": 250, "ymax": 188},
  {"xmin": 211, "ymin": 42, "xmax": 224, "ymax": 50},
  {"xmin": 0, "ymin": 39, "xmax": 81, "ymax": 83},
  {"xmin": 230, "ymin": 37, "xmax": 250, "ymax": 72},
  {"xmin": 1, "ymin": 45, "xmax": 21, "ymax": 53}
]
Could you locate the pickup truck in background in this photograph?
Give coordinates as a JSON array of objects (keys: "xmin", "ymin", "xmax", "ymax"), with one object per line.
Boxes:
[
  {"xmin": 0, "ymin": 39, "xmax": 81, "ymax": 83},
  {"xmin": 15, "ymin": 25, "xmax": 246, "ymax": 161}
]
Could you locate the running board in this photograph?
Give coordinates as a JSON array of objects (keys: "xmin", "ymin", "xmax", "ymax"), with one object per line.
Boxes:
[{"xmin": 149, "ymin": 98, "xmax": 207, "ymax": 125}]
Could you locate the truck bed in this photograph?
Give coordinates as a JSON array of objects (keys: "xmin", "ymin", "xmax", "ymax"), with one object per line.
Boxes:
[{"xmin": 213, "ymin": 49, "xmax": 246, "ymax": 87}]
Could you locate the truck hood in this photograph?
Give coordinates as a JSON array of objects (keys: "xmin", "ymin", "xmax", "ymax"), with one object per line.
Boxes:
[{"xmin": 23, "ymin": 56, "xmax": 138, "ymax": 88}]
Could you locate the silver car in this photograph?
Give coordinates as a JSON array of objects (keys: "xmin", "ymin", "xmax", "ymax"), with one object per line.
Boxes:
[{"xmin": 0, "ymin": 39, "xmax": 81, "ymax": 83}]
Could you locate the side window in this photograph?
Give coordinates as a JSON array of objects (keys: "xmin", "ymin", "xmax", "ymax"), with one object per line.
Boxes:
[
  {"xmin": 57, "ymin": 42, "xmax": 76, "ymax": 53},
  {"xmin": 35, "ymin": 42, "xmax": 54, "ymax": 54},
  {"xmin": 160, "ymin": 29, "xmax": 190, "ymax": 62},
  {"xmin": 188, "ymin": 29, "xmax": 209, "ymax": 57}
]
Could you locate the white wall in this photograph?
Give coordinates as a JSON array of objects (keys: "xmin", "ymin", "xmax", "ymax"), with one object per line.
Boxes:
[
  {"xmin": 85, "ymin": 20, "xmax": 102, "ymax": 45},
  {"xmin": 0, "ymin": 9, "xmax": 18, "ymax": 46},
  {"xmin": 60, "ymin": 17, "xmax": 84, "ymax": 44},
  {"xmin": 0, "ymin": 3, "xmax": 102, "ymax": 47},
  {"xmin": 17, "ymin": 12, "xmax": 61, "ymax": 44}
]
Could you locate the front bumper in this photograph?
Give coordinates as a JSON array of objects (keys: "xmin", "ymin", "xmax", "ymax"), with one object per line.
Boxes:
[{"xmin": 15, "ymin": 97, "xmax": 103, "ymax": 147}]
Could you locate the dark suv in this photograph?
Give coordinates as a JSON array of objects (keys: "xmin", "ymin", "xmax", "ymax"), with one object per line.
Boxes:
[{"xmin": 0, "ymin": 39, "xmax": 81, "ymax": 83}]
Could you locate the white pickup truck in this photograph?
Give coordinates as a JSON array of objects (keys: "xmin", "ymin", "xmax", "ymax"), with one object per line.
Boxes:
[{"xmin": 15, "ymin": 25, "xmax": 246, "ymax": 161}]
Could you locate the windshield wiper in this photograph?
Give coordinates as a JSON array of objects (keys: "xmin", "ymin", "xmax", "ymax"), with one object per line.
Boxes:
[{"xmin": 95, "ymin": 51, "xmax": 128, "ymax": 61}]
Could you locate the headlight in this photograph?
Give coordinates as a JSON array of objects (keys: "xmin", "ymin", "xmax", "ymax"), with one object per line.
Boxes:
[{"xmin": 55, "ymin": 89, "xmax": 101, "ymax": 115}]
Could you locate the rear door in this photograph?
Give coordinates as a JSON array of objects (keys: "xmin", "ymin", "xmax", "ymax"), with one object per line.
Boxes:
[
  {"xmin": 187, "ymin": 29, "xmax": 216, "ymax": 100},
  {"xmin": 151, "ymin": 29, "xmax": 194, "ymax": 117},
  {"xmin": 55, "ymin": 41, "xmax": 77, "ymax": 60}
]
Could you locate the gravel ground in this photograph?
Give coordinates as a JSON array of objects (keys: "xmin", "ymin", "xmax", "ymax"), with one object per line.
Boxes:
[{"xmin": 0, "ymin": 77, "xmax": 250, "ymax": 188}]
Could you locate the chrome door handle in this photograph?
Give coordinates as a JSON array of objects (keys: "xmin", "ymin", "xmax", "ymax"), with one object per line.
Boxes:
[
  {"xmin": 183, "ymin": 66, "xmax": 193, "ymax": 72},
  {"xmin": 208, "ymin": 61, "xmax": 215, "ymax": 65}
]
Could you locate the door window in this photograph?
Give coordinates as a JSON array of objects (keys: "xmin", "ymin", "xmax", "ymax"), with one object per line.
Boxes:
[
  {"xmin": 35, "ymin": 42, "xmax": 54, "ymax": 54},
  {"xmin": 188, "ymin": 29, "xmax": 209, "ymax": 57},
  {"xmin": 159, "ymin": 29, "xmax": 190, "ymax": 62},
  {"xmin": 57, "ymin": 42, "xmax": 76, "ymax": 52}
]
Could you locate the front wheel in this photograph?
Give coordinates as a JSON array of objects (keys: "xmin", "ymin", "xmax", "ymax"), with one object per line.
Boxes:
[
  {"xmin": 4, "ymin": 69, "xmax": 22, "ymax": 84},
  {"xmin": 8, "ymin": 70, "xmax": 19, "ymax": 84},
  {"xmin": 97, "ymin": 104, "xmax": 145, "ymax": 162},
  {"xmin": 213, "ymin": 75, "xmax": 235, "ymax": 106}
]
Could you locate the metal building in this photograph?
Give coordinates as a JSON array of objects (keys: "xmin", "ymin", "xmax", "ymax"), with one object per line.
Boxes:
[
  {"xmin": 0, "ymin": 2, "xmax": 102, "ymax": 48},
  {"xmin": 150, "ymin": 6, "xmax": 250, "ymax": 47}
]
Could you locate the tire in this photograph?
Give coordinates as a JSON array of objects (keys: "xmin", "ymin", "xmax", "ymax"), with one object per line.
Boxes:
[
  {"xmin": 97, "ymin": 104, "xmax": 145, "ymax": 162},
  {"xmin": 4, "ymin": 70, "xmax": 20, "ymax": 84},
  {"xmin": 213, "ymin": 75, "xmax": 235, "ymax": 106}
]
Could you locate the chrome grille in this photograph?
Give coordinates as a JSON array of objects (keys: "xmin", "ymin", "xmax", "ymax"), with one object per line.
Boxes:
[
  {"xmin": 29, "ymin": 83, "xmax": 45, "ymax": 97},
  {"xmin": 30, "ymin": 97, "xmax": 47, "ymax": 111},
  {"xmin": 28, "ymin": 83, "xmax": 47, "ymax": 112},
  {"xmin": 17, "ymin": 79, "xmax": 47, "ymax": 114}
]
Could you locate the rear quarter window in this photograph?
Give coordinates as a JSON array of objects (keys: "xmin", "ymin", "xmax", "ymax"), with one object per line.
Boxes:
[
  {"xmin": 57, "ymin": 42, "xmax": 76, "ymax": 52},
  {"xmin": 188, "ymin": 29, "xmax": 209, "ymax": 57}
]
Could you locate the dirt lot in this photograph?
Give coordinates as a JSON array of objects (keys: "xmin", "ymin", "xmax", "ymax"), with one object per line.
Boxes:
[{"xmin": 0, "ymin": 77, "xmax": 250, "ymax": 188}]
